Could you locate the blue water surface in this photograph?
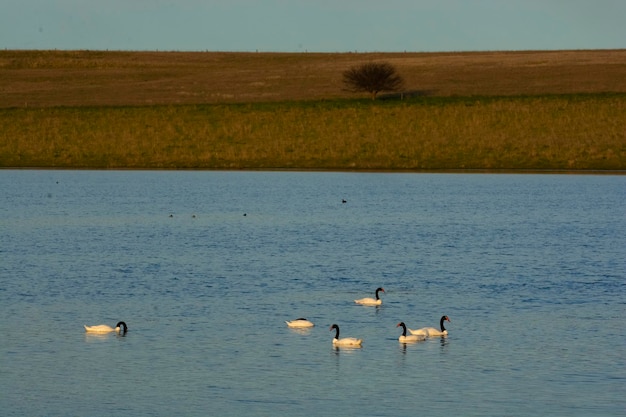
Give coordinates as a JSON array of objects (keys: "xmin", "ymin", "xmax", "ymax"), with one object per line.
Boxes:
[{"xmin": 1, "ymin": 170, "xmax": 625, "ymax": 417}]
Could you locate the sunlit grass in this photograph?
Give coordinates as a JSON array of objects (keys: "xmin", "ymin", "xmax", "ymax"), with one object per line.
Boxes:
[{"xmin": 2, "ymin": 94, "xmax": 624, "ymax": 170}]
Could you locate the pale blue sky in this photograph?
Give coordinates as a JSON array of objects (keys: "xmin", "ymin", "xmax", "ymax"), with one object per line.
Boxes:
[{"xmin": 2, "ymin": 0, "xmax": 624, "ymax": 52}]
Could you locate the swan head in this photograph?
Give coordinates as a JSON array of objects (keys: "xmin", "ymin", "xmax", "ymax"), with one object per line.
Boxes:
[
  {"xmin": 396, "ymin": 322, "xmax": 408, "ymax": 336},
  {"xmin": 329, "ymin": 324, "xmax": 340, "ymax": 338},
  {"xmin": 375, "ymin": 287, "xmax": 385, "ymax": 299},
  {"xmin": 115, "ymin": 321, "xmax": 128, "ymax": 334}
]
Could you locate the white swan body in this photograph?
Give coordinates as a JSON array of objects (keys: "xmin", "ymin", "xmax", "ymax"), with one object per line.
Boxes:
[
  {"xmin": 84, "ymin": 321, "xmax": 127, "ymax": 334},
  {"xmin": 409, "ymin": 315, "xmax": 450, "ymax": 337},
  {"xmin": 286, "ymin": 318, "xmax": 315, "ymax": 328},
  {"xmin": 397, "ymin": 322, "xmax": 426, "ymax": 343},
  {"xmin": 407, "ymin": 327, "xmax": 429, "ymax": 337},
  {"xmin": 354, "ymin": 287, "xmax": 385, "ymax": 306},
  {"xmin": 330, "ymin": 324, "xmax": 363, "ymax": 347},
  {"xmin": 418, "ymin": 327, "xmax": 448, "ymax": 337}
]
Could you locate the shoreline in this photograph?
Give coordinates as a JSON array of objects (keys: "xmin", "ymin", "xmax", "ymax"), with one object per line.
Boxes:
[{"xmin": 2, "ymin": 167, "xmax": 624, "ymax": 175}]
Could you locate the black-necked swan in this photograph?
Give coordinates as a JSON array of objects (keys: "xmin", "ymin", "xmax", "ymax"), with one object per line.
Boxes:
[
  {"xmin": 285, "ymin": 318, "xmax": 315, "ymax": 328},
  {"xmin": 409, "ymin": 315, "xmax": 450, "ymax": 337},
  {"xmin": 354, "ymin": 287, "xmax": 385, "ymax": 306},
  {"xmin": 84, "ymin": 321, "xmax": 128, "ymax": 334},
  {"xmin": 397, "ymin": 322, "xmax": 426, "ymax": 343},
  {"xmin": 329, "ymin": 324, "xmax": 363, "ymax": 347}
]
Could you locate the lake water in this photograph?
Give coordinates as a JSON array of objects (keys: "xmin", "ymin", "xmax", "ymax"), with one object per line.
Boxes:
[{"xmin": 1, "ymin": 170, "xmax": 625, "ymax": 417}]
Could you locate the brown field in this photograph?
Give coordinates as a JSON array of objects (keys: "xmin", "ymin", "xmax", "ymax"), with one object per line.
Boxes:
[
  {"xmin": 2, "ymin": 49, "xmax": 626, "ymax": 107},
  {"xmin": 1, "ymin": 49, "xmax": 625, "ymax": 171}
]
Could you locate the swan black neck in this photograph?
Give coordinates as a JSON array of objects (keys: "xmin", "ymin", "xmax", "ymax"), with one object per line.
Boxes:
[
  {"xmin": 116, "ymin": 321, "xmax": 128, "ymax": 334},
  {"xmin": 330, "ymin": 324, "xmax": 340, "ymax": 339},
  {"xmin": 375, "ymin": 287, "xmax": 384, "ymax": 300},
  {"xmin": 398, "ymin": 322, "xmax": 407, "ymax": 336},
  {"xmin": 440, "ymin": 316, "xmax": 448, "ymax": 332}
]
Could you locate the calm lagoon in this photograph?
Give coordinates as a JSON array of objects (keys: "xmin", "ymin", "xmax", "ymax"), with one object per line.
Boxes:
[{"xmin": 1, "ymin": 170, "xmax": 625, "ymax": 416}]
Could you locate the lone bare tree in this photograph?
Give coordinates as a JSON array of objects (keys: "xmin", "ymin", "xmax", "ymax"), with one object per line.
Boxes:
[{"xmin": 342, "ymin": 62, "xmax": 404, "ymax": 100}]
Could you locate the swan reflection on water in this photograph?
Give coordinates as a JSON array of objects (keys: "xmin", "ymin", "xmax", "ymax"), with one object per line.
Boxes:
[
  {"xmin": 332, "ymin": 345, "xmax": 363, "ymax": 354},
  {"xmin": 84, "ymin": 332, "xmax": 127, "ymax": 342},
  {"xmin": 398, "ymin": 332, "xmax": 450, "ymax": 354},
  {"xmin": 439, "ymin": 336, "xmax": 449, "ymax": 349},
  {"xmin": 287, "ymin": 327, "xmax": 314, "ymax": 336}
]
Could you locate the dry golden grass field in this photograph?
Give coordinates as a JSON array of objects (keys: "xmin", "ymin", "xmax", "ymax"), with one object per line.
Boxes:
[
  {"xmin": 2, "ymin": 49, "xmax": 626, "ymax": 106},
  {"xmin": 1, "ymin": 49, "xmax": 625, "ymax": 170}
]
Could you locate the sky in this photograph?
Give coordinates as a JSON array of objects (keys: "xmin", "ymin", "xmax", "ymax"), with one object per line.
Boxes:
[{"xmin": 2, "ymin": 0, "xmax": 625, "ymax": 52}]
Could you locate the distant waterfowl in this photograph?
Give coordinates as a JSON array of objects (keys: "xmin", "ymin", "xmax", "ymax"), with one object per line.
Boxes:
[
  {"xmin": 354, "ymin": 287, "xmax": 385, "ymax": 306},
  {"xmin": 397, "ymin": 322, "xmax": 426, "ymax": 343},
  {"xmin": 342, "ymin": 199, "xmax": 347, "ymax": 203},
  {"xmin": 84, "ymin": 321, "xmax": 128, "ymax": 334},
  {"xmin": 286, "ymin": 318, "xmax": 315, "ymax": 328},
  {"xmin": 409, "ymin": 315, "xmax": 450, "ymax": 337},
  {"xmin": 330, "ymin": 324, "xmax": 362, "ymax": 347}
]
